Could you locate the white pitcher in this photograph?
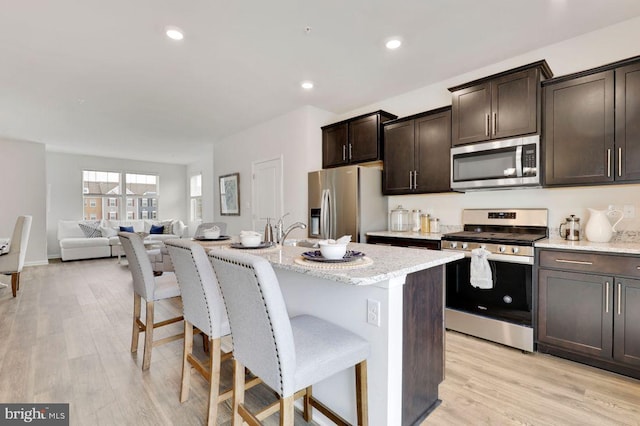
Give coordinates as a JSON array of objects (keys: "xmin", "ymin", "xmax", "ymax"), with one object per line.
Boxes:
[{"xmin": 584, "ymin": 208, "xmax": 623, "ymax": 242}]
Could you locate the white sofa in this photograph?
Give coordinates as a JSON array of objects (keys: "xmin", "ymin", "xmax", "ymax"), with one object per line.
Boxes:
[{"xmin": 58, "ymin": 219, "xmax": 187, "ymax": 261}]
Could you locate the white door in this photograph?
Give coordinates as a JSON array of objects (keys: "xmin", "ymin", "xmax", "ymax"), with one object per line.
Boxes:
[{"xmin": 252, "ymin": 157, "xmax": 283, "ymax": 233}]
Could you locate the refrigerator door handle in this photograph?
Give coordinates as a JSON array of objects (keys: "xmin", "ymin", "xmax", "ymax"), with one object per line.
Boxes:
[{"xmin": 321, "ymin": 189, "xmax": 331, "ymax": 239}]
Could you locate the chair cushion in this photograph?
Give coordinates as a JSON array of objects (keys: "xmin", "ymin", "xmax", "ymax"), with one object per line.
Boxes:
[
  {"xmin": 153, "ymin": 272, "xmax": 181, "ymax": 300},
  {"xmin": 291, "ymin": 315, "xmax": 370, "ymax": 393}
]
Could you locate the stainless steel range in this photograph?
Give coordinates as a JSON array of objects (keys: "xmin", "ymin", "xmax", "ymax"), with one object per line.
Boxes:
[{"xmin": 442, "ymin": 208, "xmax": 548, "ymax": 352}]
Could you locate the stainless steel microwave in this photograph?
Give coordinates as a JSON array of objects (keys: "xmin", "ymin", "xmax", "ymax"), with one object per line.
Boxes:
[{"xmin": 450, "ymin": 135, "xmax": 540, "ymax": 191}]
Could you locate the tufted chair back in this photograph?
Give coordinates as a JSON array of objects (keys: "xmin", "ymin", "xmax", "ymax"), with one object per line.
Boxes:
[
  {"xmin": 208, "ymin": 249, "xmax": 296, "ymax": 397},
  {"xmin": 118, "ymin": 232, "xmax": 156, "ymax": 300},
  {"xmin": 165, "ymin": 239, "xmax": 229, "ymax": 339}
]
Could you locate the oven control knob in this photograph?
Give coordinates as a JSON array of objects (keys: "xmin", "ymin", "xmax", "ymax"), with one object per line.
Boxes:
[
  {"xmin": 449, "ymin": 242, "xmax": 457, "ymax": 249},
  {"xmin": 461, "ymin": 242, "xmax": 468, "ymax": 249},
  {"xmin": 512, "ymin": 247, "xmax": 519, "ymax": 254},
  {"xmin": 498, "ymin": 246, "xmax": 506, "ymax": 253},
  {"xmin": 480, "ymin": 244, "xmax": 487, "ymax": 250}
]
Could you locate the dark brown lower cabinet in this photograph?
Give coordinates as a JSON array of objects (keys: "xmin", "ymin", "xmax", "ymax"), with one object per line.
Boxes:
[
  {"xmin": 402, "ymin": 266, "xmax": 444, "ymax": 425},
  {"xmin": 537, "ymin": 249, "xmax": 640, "ymax": 379}
]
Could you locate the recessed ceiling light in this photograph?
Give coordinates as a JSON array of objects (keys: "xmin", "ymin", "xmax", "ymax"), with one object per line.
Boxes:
[
  {"xmin": 385, "ymin": 39, "xmax": 402, "ymax": 50},
  {"xmin": 301, "ymin": 81, "xmax": 314, "ymax": 90},
  {"xmin": 165, "ymin": 26, "xmax": 184, "ymax": 41}
]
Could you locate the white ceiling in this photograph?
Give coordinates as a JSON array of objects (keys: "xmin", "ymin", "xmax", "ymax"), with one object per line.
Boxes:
[{"xmin": 2, "ymin": 0, "xmax": 640, "ymax": 165}]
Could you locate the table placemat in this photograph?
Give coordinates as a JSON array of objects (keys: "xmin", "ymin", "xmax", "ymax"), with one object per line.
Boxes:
[{"xmin": 294, "ymin": 256, "xmax": 373, "ymax": 269}]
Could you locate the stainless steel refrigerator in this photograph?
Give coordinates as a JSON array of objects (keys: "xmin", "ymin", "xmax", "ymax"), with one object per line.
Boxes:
[{"xmin": 308, "ymin": 165, "xmax": 387, "ymax": 243}]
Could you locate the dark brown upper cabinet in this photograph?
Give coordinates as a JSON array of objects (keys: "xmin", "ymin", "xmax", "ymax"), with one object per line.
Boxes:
[
  {"xmin": 449, "ymin": 61, "xmax": 553, "ymax": 146},
  {"xmin": 322, "ymin": 110, "xmax": 397, "ymax": 168},
  {"xmin": 543, "ymin": 71, "xmax": 615, "ymax": 186},
  {"xmin": 543, "ymin": 55, "xmax": 640, "ymax": 186},
  {"xmin": 383, "ymin": 107, "xmax": 452, "ymax": 195},
  {"xmin": 615, "ymin": 61, "xmax": 640, "ymax": 182}
]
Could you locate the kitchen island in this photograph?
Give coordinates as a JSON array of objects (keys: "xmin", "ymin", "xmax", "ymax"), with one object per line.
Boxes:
[{"xmin": 209, "ymin": 242, "xmax": 462, "ymax": 426}]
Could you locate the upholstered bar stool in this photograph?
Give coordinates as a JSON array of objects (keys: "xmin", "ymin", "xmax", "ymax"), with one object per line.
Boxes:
[
  {"xmin": 118, "ymin": 232, "xmax": 183, "ymax": 370},
  {"xmin": 164, "ymin": 239, "xmax": 261, "ymax": 425},
  {"xmin": 0, "ymin": 215, "xmax": 32, "ymax": 297},
  {"xmin": 208, "ymin": 249, "xmax": 370, "ymax": 426}
]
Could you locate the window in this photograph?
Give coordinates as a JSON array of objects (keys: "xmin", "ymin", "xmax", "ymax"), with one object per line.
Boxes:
[
  {"xmin": 82, "ymin": 171, "xmax": 121, "ymax": 221},
  {"xmin": 126, "ymin": 173, "xmax": 159, "ymax": 221},
  {"xmin": 82, "ymin": 171, "xmax": 159, "ymax": 221},
  {"xmin": 190, "ymin": 174, "xmax": 202, "ymax": 222}
]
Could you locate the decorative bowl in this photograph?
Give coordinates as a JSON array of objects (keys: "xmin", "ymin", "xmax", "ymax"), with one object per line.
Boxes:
[
  {"xmin": 240, "ymin": 232, "xmax": 262, "ymax": 247},
  {"xmin": 318, "ymin": 241, "xmax": 348, "ymax": 260},
  {"xmin": 203, "ymin": 227, "xmax": 221, "ymax": 239}
]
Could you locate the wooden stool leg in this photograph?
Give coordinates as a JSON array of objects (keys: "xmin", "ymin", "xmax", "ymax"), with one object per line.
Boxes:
[
  {"xmin": 11, "ymin": 272, "xmax": 18, "ymax": 297},
  {"xmin": 232, "ymin": 359, "xmax": 245, "ymax": 426},
  {"xmin": 303, "ymin": 386, "xmax": 312, "ymax": 421},
  {"xmin": 279, "ymin": 395, "xmax": 295, "ymax": 426},
  {"xmin": 131, "ymin": 294, "xmax": 141, "ymax": 353},
  {"xmin": 206, "ymin": 337, "xmax": 222, "ymax": 426},
  {"xmin": 180, "ymin": 321, "xmax": 193, "ymax": 403},
  {"xmin": 355, "ymin": 360, "xmax": 369, "ymax": 426},
  {"xmin": 142, "ymin": 300, "xmax": 154, "ymax": 370}
]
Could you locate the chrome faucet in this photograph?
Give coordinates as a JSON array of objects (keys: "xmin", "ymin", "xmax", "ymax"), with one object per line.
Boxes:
[{"xmin": 275, "ymin": 213, "xmax": 307, "ymax": 245}]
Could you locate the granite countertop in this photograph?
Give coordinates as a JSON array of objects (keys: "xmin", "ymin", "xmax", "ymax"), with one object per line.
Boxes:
[
  {"xmin": 366, "ymin": 230, "xmax": 444, "ymax": 241},
  {"xmin": 536, "ymin": 237, "xmax": 640, "ymax": 255},
  {"xmin": 207, "ymin": 242, "xmax": 462, "ymax": 286}
]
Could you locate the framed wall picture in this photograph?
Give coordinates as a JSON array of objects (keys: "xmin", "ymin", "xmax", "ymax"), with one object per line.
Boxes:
[{"xmin": 219, "ymin": 173, "xmax": 240, "ymax": 215}]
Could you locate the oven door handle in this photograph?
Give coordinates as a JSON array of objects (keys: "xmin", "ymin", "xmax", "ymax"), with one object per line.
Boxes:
[{"xmin": 442, "ymin": 249, "xmax": 534, "ymax": 265}]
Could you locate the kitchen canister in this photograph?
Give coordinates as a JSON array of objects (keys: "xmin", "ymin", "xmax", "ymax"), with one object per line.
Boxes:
[
  {"xmin": 430, "ymin": 217, "xmax": 440, "ymax": 233},
  {"xmin": 411, "ymin": 209, "xmax": 422, "ymax": 232},
  {"xmin": 420, "ymin": 213, "xmax": 431, "ymax": 233},
  {"xmin": 390, "ymin": 205, "xmax": 409, "ymax": 232}
]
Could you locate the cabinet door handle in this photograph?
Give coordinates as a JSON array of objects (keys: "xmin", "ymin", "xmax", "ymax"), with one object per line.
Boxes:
[
  {"xmin": 413, "ymin": 170, "xmax": 418, "ymax": 189},
  {"xmin": 555, "ymin": 259, "xmax": 593, "ymax": 265},
  {"xmin": 618, "ymin": 147, "xmax": 622, "ymax": 177},
  {"xmin": 605, "ymin": 282, "xmax": 610, "ymax": 313},
  {"xmin": 342, "ymin": 145, "xmax": 346, "ymax": 161},
  {"xmin": 485, "ymin": 114, "xmax": 490, "ymax": 137},
  {"xmin": 618, "ymin": 283, "xmax": 622, "ymax": 315},
  {"xmin": 607, "ymin": 149, "xmax": 611, "ymax": 177},
  {"xmin": 492, "ymin": 112, "xmax": 497, "ymax": 135},
  {"xmin": 348, "ymin": 143, "xmax": 352, "ymax": 160},
  {"xmin": 409, "ymin": 171, "xmax": 413, "ymax": 189}
]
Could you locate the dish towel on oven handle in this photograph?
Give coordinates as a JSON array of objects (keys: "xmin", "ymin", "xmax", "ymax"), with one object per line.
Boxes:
[{"xmin": 470, "ymin": 247, "xmax": 493, "ymax": 289}]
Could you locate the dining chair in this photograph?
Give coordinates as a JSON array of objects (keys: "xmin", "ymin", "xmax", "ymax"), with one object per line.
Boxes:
[
  {"xmin": 0, "ymin": 215, "xmax": 32, "ymax": 297},
  {"xmin": 194, "ymin": 222, "xmax": 227, "ymax": 238},
  {"xmin": 118, "ymin": 232, "xmax": 183, "ymax": 370},
  {"xmin": 208, "ymin": 249, "xmax": 370, "ymax": 425},
  {"xmin": 164, "ymin": 239, "xmax": 260, "ymax": 425}
]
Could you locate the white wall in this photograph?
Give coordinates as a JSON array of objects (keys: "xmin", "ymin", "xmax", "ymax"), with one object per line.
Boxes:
[
  {"xmin": 0, "ymin": 138, "xmax": 47, "ymax": 265},
  {"xmin": 213, "ymin": 105, "xmax": 335, "ymax": 237},
  {"xmin": 46, "ymin": 152, "xmax": 188, "ymax": 258},
  {"xmin": 336, "ymin": 16, "xmax": 640, "ymax": 234}
]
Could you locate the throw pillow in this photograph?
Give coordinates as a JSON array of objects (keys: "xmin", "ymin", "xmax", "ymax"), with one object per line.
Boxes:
[
  {"xmin": 150, "ymin": 224, "xmax": 164, "ymax": 234},
  {"xmin": 119, "ymin": 226, "xmax": 134, "ymax": 233},
  {"xmin": 100, "ymin": 226, "xmax": 118, "ymax": 238},
  {"xmin": 79, "ymin": 222, "xmax": 102, "ymax": 238},
  {"xmin": 161, "ymin": 219, "xmax": 174, "ymax": 234}
]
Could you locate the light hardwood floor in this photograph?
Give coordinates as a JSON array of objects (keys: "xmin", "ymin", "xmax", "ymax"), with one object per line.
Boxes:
[{"xmin": 1, "ymin": 258, "xmax": 639, "ymax": 425}]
